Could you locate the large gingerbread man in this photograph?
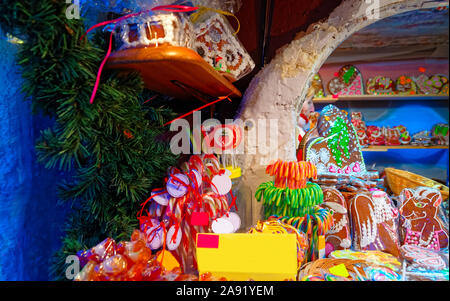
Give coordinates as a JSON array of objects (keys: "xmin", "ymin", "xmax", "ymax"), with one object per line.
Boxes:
[
  {"xmin": 349, "ymin": 190, "xmax": 401, "ymax": 257},
  {"xmin": 399, "ymin": 187, "xmax": 449, "ymax": 250}
]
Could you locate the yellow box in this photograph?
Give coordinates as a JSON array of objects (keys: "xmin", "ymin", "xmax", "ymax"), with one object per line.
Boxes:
[{"xmin": 196, "ymin": 233, "xmax": 298, "ymax": 281}]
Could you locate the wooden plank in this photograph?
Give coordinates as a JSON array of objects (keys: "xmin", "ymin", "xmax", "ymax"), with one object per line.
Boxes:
[{"xmin": 106, "ymin": 46, "xmax": 242, "ymax": 100}]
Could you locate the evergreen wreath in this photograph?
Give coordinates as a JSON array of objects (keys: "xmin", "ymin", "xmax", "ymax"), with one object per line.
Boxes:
[{"xmin": 0, "ymin": 1, "xmax": 178, "ymax": 280}]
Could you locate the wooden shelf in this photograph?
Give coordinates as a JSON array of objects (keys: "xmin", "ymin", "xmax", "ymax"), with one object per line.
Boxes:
[
  {"xmin": 314, "ymin": 94, "xmax": 449, "ymax": 103},
  {"xmin": 362, "ymin": 145, "xmax": 449, "ymax": 152},
  {"xmin": 106, "ymin": 46, "xmax": 242, "ymax": 101}
]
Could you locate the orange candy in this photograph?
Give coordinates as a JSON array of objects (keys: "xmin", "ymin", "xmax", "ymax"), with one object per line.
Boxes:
[{"xmin": 99, "ymin": 254, "xmax": 128, "ymax": 276}]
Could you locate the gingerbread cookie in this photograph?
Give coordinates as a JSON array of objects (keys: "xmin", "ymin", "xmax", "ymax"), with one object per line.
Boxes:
[
  {"xmin": 366, "ymin": 125, "xmax": 385, "ymax": 145},
  {"xmin": 321, "ymin": 188, "xmax": 351, "ymax": 255},
  {"xmin": 367, "ymin": 76, "xmax": 395, "ymax": 95},
  {"xmin": 412, "ymin": 130, "xmax": 432, "ymax": 146},
  {"xmin": 305, "ymin": 105, "xmax": 367, "ymax": 177},
  {"xmin": 416, "ymin": 74, "xmax": 449, "ymax": 95},
  {"xmin": 382, "ymin": 127, "xmax": 401, "ymax": 146},
  {"xmin": 395, "ymin": 76, "xmax": 417, "ymax": 95},
  {"xmin": 193, "ymin": 13, "xmax": 255, "ymax": 81},
  {"xmin": 399, "ymin": 187, "xmax": 449, "ymax": 250},
  {"xmin": 349, "ymin": 190, "xmax": 401, "ymax": 257},
  {"xmin": 351, "ymin": 112, "xmax": 369, "ymax": 147},
  {"xmin": 395, "ymin": 125, "xmax": 411, "ymax": 145},
  {"xmin": 327, "ymin": 65, "xmax": 364, "ymax": 96},
  {"xmin": 431, "ymin": 123, "xmax": 449, "ymax": 146}
]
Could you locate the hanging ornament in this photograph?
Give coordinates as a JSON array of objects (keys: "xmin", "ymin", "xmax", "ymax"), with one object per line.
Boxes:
[
  {"xmin": 211, "ymin": 217, "xmax": 235, "ymax": 234},
  {"xmin": 211, "ymin": 169, "xmax": 232, "ymax": 195},
  {"xmin": 151, "ymin": 189, "xmax": 170, "ymax": 206},
  {"xmin": 166, "ymin": 225, "xmax": 183, "ymax": 251},
  {"xmin": 166, "ymin": 173, "xmax": 190, "ymax": 198}
]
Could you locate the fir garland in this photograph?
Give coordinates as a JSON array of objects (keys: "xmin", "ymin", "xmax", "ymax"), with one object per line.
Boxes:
[{"xmin": 0, "ymin": 1, "xmax": 178, "ymax": 280}]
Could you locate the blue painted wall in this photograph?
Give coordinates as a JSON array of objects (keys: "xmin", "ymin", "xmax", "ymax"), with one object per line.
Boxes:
[{"xmin": 0, "ymin": 31, "xmax": 69, "ymax": 280}]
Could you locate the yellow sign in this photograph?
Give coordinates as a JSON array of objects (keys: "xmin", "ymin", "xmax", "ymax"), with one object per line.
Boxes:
[
  {"xmin": 196, "ymin": 233, "xmax": 298, "ymax": 281},
  {"xmin": 328, "ymin": 263, "xmax": 350, "ymax": 278}
]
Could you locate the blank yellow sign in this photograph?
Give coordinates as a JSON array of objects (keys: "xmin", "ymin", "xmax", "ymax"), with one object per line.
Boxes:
[{"xmin": 196, "ymin": 233, "xmax": 298, "ymax": 281}]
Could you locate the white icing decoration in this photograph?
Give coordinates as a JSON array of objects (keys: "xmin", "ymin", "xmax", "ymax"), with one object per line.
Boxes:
[
  {"xmin": 319, "ymin": 148, "xmax": 330, "ymax": 164},
  {"xmin": 307, "ymin": 149, "xmax": 319, "ymax": 165},
  {"xmin": 118, "ymin": 13, "xmax": 194, "ymax": 50}
]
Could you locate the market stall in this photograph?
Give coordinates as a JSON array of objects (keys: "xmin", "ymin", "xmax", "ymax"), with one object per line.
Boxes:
[{"xmin": 0, "ymin": 0, "xmax": 448, "ymax": 282}]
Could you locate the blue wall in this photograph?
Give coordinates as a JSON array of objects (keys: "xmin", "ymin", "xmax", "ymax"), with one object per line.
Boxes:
[
  {"xmin": 0, "ymin": 32, "xmax": 69, "ymax": 280},
  {"xmin": 316, "ymin": 99, "xmax": 449, "ymax": 185}
]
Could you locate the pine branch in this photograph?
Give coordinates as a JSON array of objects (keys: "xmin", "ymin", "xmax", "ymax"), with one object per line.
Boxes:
[{"xmin": 1, "ymin": 0, "xmax": 179, "ymax": 280}]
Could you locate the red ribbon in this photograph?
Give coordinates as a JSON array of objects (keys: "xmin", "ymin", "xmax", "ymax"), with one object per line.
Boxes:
[
  {"xmin": 81, "ymin": 5, "xmax": 199, "ymax": 105},
  {"xmin": 138, "ymin": 154, "xmax": 238, "ymax": 254},
  {"xmin": 163, "ymin": 95, "xmax": 232, "ymax": 126}
]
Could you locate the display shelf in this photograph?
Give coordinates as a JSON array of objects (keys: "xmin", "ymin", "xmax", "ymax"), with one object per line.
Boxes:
[
  {"xmin": 361, "ymin": 145, "xmax": 449, "ymax": 152},
  {"xmin": 313, "ymin": 94, "xmax": 449, "ymax": 103},
  {"xmin": 106, "ymin": 46, "xmax": 242, "ymax": 101}
]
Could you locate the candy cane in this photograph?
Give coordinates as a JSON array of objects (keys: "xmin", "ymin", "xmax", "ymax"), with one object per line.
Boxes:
[{"xmin": 203, "ymin": 195, "xmax": 218, "ymax": 218}]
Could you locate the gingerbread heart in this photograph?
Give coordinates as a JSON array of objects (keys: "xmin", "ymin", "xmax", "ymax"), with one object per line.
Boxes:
[
  {"xmin": 336, "ymin": 75, "xmax": 364, "ymax": 96},
  {"xmin": 328, "ymin": 65, "xmax": 364, "ymax": 96},
  {"xmin": 395, "ymin": 75, "xmax": 417, "ymax": 95},
  {"xmin": 415, "ymin": 74, "xmax": 435, "ymax": 94},
  {"xmin": 367, "ymin": 76, "xmax": 394, "ymax": 95}
]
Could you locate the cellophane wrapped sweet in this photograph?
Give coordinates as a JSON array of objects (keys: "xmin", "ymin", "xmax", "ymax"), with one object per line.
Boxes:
[
  {"xmin": 191, "ymin": 10, "xmax": 255, "ymax": 81},
  {"xmin": 74, "ymin": 230, "xmax": 198, "ymax": 281}
]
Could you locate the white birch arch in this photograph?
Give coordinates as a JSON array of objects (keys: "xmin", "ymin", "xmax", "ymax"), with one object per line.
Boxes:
[{"xmin": 234, "ymin": 0, "xmax": 446, "ymax": 228}]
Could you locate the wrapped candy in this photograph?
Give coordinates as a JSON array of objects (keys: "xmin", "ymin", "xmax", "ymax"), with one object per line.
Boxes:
[
  {"xmin": 395, "ymin": 125, "xmax": 411, "ymax": 145},
  {"xmin": 382, "ymin": 126, "xmax": 401, "ymax": 146},
  {"xmin": 431, "ymin": 123, "xmax": 449, "ymax": 146},
  {"xmin": 366, "ymin": 125, "xmax": 385, "ymax": 146},
  {"xmin": 329, "ymin": 250, "xmax": 402, "ymax": 272},
  {"xmin": 137, "ymin": 154, "xmax": 240, "ymax": 274},
  {"xmin": 395, "ymin": 76, "xmax": 417, "ymax": 95},
  {"xmin": 364, "ymin": 266, "xmax": 401, "ymax": 281},
  {"xmin": 190, "ymin": 7, "xmax": 255, "ymax": 80},
  {"xmin": 412, "ymin": 130, "xmax": 432, "ymax": 146},
  {"xmin": 74, "ymin": 229, "xmax": 201, "ymax": 281},
  {"xmin": 366, "ymin": 76, "xmax": 395, "ymax": 95},
  {"xmin": 351, "ymin": 112, "xmax": 369, "ymax": 147}
]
